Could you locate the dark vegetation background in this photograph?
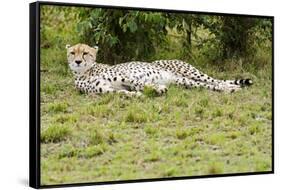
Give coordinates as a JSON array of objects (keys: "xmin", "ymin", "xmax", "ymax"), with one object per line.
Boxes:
[
  {"xmin": 41, "ymin": 6, "xmax": 272, "ymax": 67},
  {"xmin": 40, "ymin": 5, "xmax": 272, "ymax": 185}
]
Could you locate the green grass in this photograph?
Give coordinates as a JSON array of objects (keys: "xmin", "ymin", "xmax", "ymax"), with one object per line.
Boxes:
[
  {"xmin": 40, "ymin": 27, "xmax": 272, "ymax": 185},
  {"xmin": 41, "ymin": 124, "xmax": 72, "ymax": 143},
  {"xmin": 40, "ymin": 46, "xmax": 272, "ymax": 185},
  {"xmin": 39, "ymin": 6, "xmax": 272, "ymax": 185}
]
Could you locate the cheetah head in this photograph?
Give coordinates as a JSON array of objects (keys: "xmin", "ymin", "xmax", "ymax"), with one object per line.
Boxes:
[{"xmin": 66, "ymin": 43, "xmax": 98, "ymax": 74}]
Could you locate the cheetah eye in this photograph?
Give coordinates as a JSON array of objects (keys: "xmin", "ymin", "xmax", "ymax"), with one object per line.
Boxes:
[
  {"xmin": 83, "ymin": 52, "xmax": 89, "ymax": 56},
  {"xmin": 70, "ymin": 52, "xmax": 75, "ymax": 55}
]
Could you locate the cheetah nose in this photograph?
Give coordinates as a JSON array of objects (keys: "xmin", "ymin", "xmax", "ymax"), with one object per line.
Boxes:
[{"xmin": 75, "ymin": 60, "xmax": 82, "ymax": 65}]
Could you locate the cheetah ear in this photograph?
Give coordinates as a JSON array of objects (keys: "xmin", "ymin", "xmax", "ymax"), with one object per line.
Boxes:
[
  {"xmin": 65, "ymin": 44, "xmax": 71, "ymax": 49},
  {"xmin": 93, "ymin": 45, "xmax": 99, "ymax": 52}
]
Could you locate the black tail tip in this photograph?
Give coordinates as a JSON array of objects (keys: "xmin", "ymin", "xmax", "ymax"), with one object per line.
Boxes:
[{"xmin": 244, "ymin": 78, "xmax": 253, "ymax": 86}]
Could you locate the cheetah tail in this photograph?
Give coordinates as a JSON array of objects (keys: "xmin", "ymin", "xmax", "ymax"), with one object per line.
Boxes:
[{"xmin": 234, "ymin": 78, "xmax": 253, "ymax": 87}]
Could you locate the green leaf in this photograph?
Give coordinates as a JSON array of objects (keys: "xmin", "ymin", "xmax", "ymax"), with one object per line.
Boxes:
[
  {"xmin": 93, "ymin": 32, "xmax": 101, "ymax": 43},
  {"xmin": 122, "ymin": 23, "xmax": 127, "ymax": 32},
  {"xmin": 128, "ymin": 21, "xmax": 138, "ymax": 33},
  {"xmin": 119, "ymin": 17, "xmax": 124, "ymax": 26},
  {"xmin": 109, "ymin": 36, "xmax": 119, "ymax": 47}
]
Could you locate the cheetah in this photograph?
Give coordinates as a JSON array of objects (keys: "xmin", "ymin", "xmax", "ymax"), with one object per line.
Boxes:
[{"xmin": 66, "ymin": 43, "xmax": 253, "ymax": 96}]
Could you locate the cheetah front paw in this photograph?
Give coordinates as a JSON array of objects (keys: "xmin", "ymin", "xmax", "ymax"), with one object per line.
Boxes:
[{"xmin": 156, "ymin": 85, "xmax": 168, "ymax": 94}]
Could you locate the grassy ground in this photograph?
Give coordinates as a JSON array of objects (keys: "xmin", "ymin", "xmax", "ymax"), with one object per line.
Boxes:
[{"xmin": 40, "ymin": 47, "xmax": 272, "ymax": 185}]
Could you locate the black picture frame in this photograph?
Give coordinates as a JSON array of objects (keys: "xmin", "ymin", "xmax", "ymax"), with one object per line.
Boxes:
[{"xmin": 29, "ymin": 1, "xmax": 274, "ymax": 189}]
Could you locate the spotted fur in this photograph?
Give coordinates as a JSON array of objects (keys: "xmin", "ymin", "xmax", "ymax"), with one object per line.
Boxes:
[
  {"xmin": 152, "ymin": 60, "xmax": 253, "ymax": 91},
  {"xmin": 66, "ymin": 44, "xmax": 253, "ymax": 96}
]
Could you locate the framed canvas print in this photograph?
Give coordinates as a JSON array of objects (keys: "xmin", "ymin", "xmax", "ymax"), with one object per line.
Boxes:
[{"xmin": 29, "ymin": 1, "xmax": 274, "ymax": 188}]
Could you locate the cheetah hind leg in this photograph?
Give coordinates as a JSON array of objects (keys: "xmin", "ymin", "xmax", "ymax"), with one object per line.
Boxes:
[{"xmin": 175, "ymin": 77, "xmax": 241, "ymax": 93}]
